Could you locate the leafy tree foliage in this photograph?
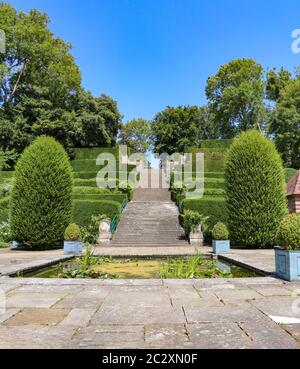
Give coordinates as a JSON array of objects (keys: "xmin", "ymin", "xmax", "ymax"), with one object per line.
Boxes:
[
  {"xmin": 270, "ymin": 79, "xmax": 300, "ymax": 168},
  {"xmin": 152, "ymin": 106, "xmax": 215, "ymax": 154},
  {"xmin": 0, "ymin": 3, "xmax": 121, "ymax": 156},
  {"xmin": 118, "ymin": 118, "xmax": 152, "ymax": 153},
  {"xmin": 206, "ymin": 59, "xmax": 266, "ymax": 138}
]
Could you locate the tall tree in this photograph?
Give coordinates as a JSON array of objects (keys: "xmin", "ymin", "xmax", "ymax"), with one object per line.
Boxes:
[
  {"xmin": 270, "ymin": 79, "xmax": 300, "ymax": 169},
  {"xmin": 266, "ymin": 68, "xmax": 292, "ymax": 102},
  {"xmin": 118, "ymin": 119, "xmax": 152, "ymax": 153},
  {"xmin": 152, "ymin": 105, "xmax": 215, "ymax": 154},
  {"xmin": 206, "ymin": 59, "xmax": 266, "ymax": 138}
]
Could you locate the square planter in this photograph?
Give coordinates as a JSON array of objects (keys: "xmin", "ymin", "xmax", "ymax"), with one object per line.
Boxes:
[
  {"xmin": 64, "ymin": 241, "xmax": 83, "ymax": 256},
  {"xmin": 213, "ymin": 240, "xmax": 230, "ymax": 254},
  {"xmin": 275, "ymin": 247, "xmax": 300, "ymax": 281}
]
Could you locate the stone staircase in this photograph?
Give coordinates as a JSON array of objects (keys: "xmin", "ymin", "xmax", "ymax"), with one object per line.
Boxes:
[{"xmin": 112, "ymin": 171, "xmax": 188, "ymax": 247}]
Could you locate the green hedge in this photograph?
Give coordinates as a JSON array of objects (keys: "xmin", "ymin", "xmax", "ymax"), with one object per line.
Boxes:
[
  {"xmin": 0, "ymin": 171, "xmax": 14, "ymax": 183},
  {"xmin": 10, "ymin": 137, "xmax": 73, "ymax": 249},
  {"xmin": 0, "ymin": 197, "xmax": 10, "ymax": 223},
  {"xmin": 73, "ymin": 193, "xmax": 127, "ymax": 203},
  {"xmin": 199, "ymin": 139, "xmax": 234, "ymax": 149},
  {"xmin": 73, "ymin": 200, "xmax": 121, "ymax": 227},
  {"xmin": 181, "ymin": 197, "xmax": 227, "ymax": 233},
  {"xmin": 73, "ymin": 187, "xmax": 113, "ymax": 195},
  {"xmin": 72, "ymin": 160, "xmax": 136, "ymax": 173},
  {"xmin": 74, "ymin": 147, "xmax": 119, "ymax": 160}
]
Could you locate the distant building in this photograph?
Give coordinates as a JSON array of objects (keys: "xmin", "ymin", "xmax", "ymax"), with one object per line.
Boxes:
[{"xmin": 287, "ymin": 171, "xmax": 300, "ymax": 213}]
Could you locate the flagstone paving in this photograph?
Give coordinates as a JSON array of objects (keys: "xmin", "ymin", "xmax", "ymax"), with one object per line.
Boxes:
[{"xmin": 0, "ymin": 277, "xmax": 300, "ymax": 349}]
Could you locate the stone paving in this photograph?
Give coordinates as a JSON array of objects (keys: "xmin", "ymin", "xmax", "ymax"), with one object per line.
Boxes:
[{"xmin": 0, "ymin": 276, "xmax": 300, "ymax": 349}]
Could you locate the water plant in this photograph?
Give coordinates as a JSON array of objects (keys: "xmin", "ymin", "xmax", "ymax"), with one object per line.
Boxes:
[{"xmin": 159, "ymin": 255, "xmax": 232, "ymax": 279}]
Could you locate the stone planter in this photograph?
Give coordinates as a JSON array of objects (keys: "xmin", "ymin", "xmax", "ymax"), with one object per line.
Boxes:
[
  {"xmin": 64, "ymin": 241, "xmax": 83, "ymax": 255},
  {"xmin": 189, "ymin": 225, "xmax": 204, "ymax": 246},
  {"xmin": 98, "ymin": 219, "xmax": 112, "ymax": 245},
  {"xmin": 275, "ymin": 247, "xmax": 300, "ymax": 281},
  {"xmin": 212, "ymin": 240, "xmax": 230, "ymax": 254}
]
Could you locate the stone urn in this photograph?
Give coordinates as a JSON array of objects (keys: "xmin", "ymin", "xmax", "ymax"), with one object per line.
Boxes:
[
  {"xmin": 189, "ymin": 224, "xmax": 204, "ymax": 246},
  {"xmin": 98, "ymin": 219, "xmax": 112, "ymax": 245}
]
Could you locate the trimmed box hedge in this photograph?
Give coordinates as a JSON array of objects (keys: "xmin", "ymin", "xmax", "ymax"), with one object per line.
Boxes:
[
  {"xmin": 74, "ymin": 147, "xmax": 119, "ymax": 160},
  {"xmin": 73, "ymin": 193, "xmax": 127, "ymax": 203},
  {"xmin": 181, "ymin": 196, "xmax": 227, "ymax": 232},
  {"xmin": 73, "ymin": 199, "xmax": 121, "ymax": 227}
]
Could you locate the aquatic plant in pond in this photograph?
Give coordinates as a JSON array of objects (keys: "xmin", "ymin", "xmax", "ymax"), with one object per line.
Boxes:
[{"xmin": 159, "ymin": 255, "xmax": 232, "ymax": 279}]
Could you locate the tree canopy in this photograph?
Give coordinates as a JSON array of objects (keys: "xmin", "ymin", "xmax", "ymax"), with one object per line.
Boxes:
[
  {"xmin": 118, "ymin": 118, "xmax": 152, "ymax": 153},
  {"xmin": 206, "ymin": 58, "xmax": 266, "ymax": 138},
  {"xmin": 0, "ymin": 3, "xmax": 121, "ymax": 156}
]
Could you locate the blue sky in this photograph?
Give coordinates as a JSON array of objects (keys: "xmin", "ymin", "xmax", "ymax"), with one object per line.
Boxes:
[{"xmin": 7, "ymin": 0, "xmax": 300, "ymax": 121}]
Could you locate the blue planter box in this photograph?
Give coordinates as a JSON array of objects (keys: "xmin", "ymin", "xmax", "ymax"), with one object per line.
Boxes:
[
  {"xmin": 64, "ymin": 241, "xmax": 83, "ymax": 256},
  {"xmin": 213, "ymin": 240, "xmax": 230, "ymax": 254},
  {"xmin": 275, "ymin": 247, "xmax": 300, "ymax": 281}
]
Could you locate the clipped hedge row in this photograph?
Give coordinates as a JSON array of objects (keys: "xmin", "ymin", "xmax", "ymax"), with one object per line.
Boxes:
[
  {"xmin": 181, "ymin": 197, "xmax": 227, "ymax": 233},
  {"xmin": 199, "ymin": 139, "xmax": 234, "ymax": 149},
  {"xmin": 74, "ymin": 147, "xmax": 119, "ymax": 160},
  {"xmin": 73, "ymin": 193, "xmax": 127, "ymax": 204},
  {"xmin": 285, "ymin": 168, "xmax": 298, "ymax": 183},
  {"xmin": 72, "ymin": 160, "xmax": 136, "ymax": 173},
  {"xmin": 73, "ymin": 199, "xmax": 121, "ymax": 227}
]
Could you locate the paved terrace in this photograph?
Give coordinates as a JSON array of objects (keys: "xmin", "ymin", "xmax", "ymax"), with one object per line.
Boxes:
[
  {"xmin": 0, "ymin": 247, "xmax": 299, "ymax": 349},
  {"xmin": 0, "ymin": 276, "xmax": 300, "ymax": 349}
]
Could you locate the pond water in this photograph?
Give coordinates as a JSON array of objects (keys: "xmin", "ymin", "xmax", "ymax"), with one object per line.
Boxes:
[{"xmin": 23, "ymin": 257, "xmax": 259, "ymax": 279}]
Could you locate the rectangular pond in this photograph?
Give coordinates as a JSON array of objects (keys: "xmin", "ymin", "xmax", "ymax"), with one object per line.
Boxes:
[{"xmin": 20, "ymin": 256, "xmax": 260, "ymax": 279}]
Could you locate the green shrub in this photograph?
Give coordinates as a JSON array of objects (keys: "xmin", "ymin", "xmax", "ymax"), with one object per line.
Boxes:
[
  {"xmin": 277, "ymin": 214, "xmax": 300, "ymax": 251},
  {"xmin": 0, "ymin": 221, "xmax": 11, "ymax": 243},
  {"xmin": 182, "ymin": 210, "xmax": 208, "ymax": 235},
  {"xmin": 0, "ymin": 197, "xmax": 10, "ymax": 223},
  {"xmin": 64, "ymin": 224, "xmax": 82, "ymax": 241},
  {"xmin": 212, "ymin": 223, "xmax": 229, "ymax": 240},
  {"xmin": 182, "ymin": 197, "xmax": 227, "ymax": 233},
  {"xmin": 81, "ymin": 215, "xmax": 108, "ymax": 244},
  {"xmin": 73, "ymin": 200, "xmax": 121, "ymax": 227},
  {"xmin": 10, "ymin": 137, "xmax": 73, "ymax": 249},
  {"xmin": 225, "ymin": 130, "xmax": 287, "ymax": 248}
]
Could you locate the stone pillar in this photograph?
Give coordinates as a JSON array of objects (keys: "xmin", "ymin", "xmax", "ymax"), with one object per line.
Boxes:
[{"xmin": 98, "ymin": 219, "xmax": 112, "ymax": 245}]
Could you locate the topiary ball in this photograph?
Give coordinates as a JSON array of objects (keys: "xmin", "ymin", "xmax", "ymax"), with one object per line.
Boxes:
[
  {"xmin": 64, "ymin": 223, "xmax": 82, "ymax": 242},
  {"xmin": 10, "ymin": 136, "xmax": 73, "ymax": 249},
  {"xmin": 212, "ymin": 222, "xmax": 229, "ymax": 240},
  {"xmin": 277, "ymin": 214, "xmax": 300, "ymax": 251}
]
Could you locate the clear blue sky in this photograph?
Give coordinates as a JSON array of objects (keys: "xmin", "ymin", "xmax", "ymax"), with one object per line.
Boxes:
[{"xmin": 7, "ymin": 0, "xmax": 300, "ymax": 121}]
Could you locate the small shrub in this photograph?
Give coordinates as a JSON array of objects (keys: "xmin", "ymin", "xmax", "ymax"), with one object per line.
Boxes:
[
  {"xmin": 212, "ymin": 223, "xmax": 229, "ymax": 240},
  {"xmin": 64, "ymin": 224, "xmax": 82, "ymax": 241},
  {"xmin": 277, "ymin": 214, "xmax": 300, "ymax": 251},
  {"xmin": 182, "ymin": 210, "xmax": 208, "ymax": 235},
  {"xmin": 10, "ymin": 137, "xmax": 73, "ymax": 249}
]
